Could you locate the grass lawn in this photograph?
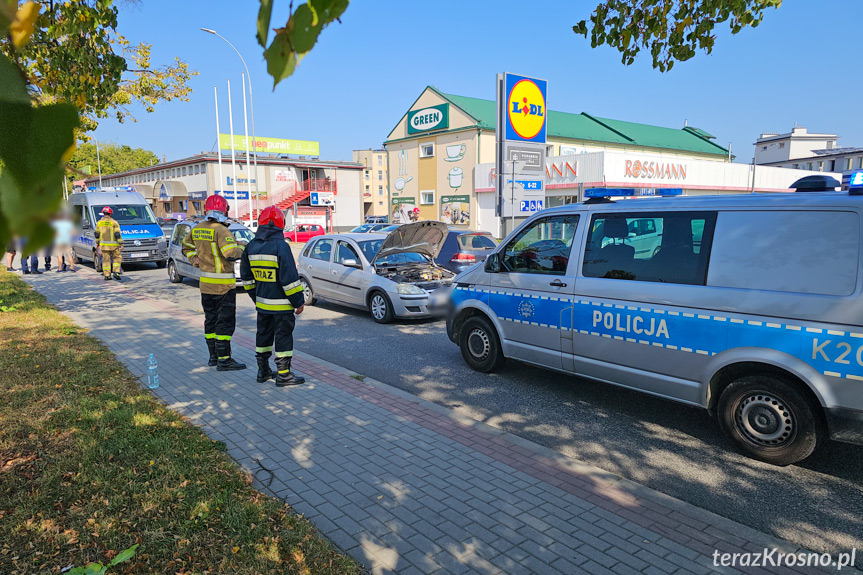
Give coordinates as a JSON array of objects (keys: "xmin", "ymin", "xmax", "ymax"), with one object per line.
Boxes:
[{"xmin": 0, "ymin": 272, "xmax": 363, "ymax": 574}]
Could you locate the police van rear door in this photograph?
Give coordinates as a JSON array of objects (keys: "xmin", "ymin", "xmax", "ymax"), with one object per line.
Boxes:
[{"xmin": 487, "ymin": 213, "xmax": 582, "ymax": 369}]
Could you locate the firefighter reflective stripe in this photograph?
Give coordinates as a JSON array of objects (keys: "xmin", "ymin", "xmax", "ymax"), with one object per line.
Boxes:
[
  {"xmin": 211, "ymin": 242, "xmax": 222, "ymax": 273},
  {"xmin": 205, "ymin": 333, "xmax": 217, "ymax": 339},
  {"xmin": 256, "ymin": 346, "xmax": 273, "ymax": 353},
  {"xmin": 200, "ymin": 271, "xmax": 235, "ymax": 285},
  {"xmin": 278, "ymin": 368, "xmax": 291, "ymax": 374},
  {"xmin": 275, "ymin": 350, "xmax": 293, "ymax": 358},
  {"xmin": 221, "ymin": 241, "xmax": 242, "ymax": 256},
  {"xmin": 216, "ymin": 335, "xmax": 231, "ymax": 341},
  {"xmin": 100, "ymin": 242, "xmax": 119, "ymax": 247},
  {"xmin": 244, "ymin": 284, "xmax": 255, "ymax": 291},
  {"xmin": 185, "ymin": 250, "xmax": 197, "ymax": 258},
  {"xmin": 241, "ymin": 279, "xmax": 256, "ymax": 291},
  {"xmin": 250, "ymin": 254, "xmax": 278, "ymax": 263},
  {"xmin": 256, "ymin": 296, "xmax": 294, "ymax": 311},
  {"xmin": 283, "ymin": 280, "xmax": 303, "ymax": 295},
  {"xmin": 251, "ymin": 260, "xmax": 278, "ymax": 268}
]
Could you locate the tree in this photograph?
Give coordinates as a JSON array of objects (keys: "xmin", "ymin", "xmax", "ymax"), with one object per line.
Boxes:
[
  {"xmin": 257, "ymin": 0, "xmax": 350, "ymax": 87},
  {"xmin": 573, "ymin": 0, "xmax": 782, "ymax": 72},
  {"xmin": 66, "ymin": 142, "xmax": 159, "ymax": 188}
]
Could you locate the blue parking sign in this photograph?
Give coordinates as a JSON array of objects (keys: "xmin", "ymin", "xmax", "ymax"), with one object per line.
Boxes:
[{"xmin": 520, "ymin": 200, "xmax": 544, "ymax": 212}]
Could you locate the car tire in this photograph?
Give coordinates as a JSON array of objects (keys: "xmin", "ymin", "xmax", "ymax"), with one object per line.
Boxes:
[
  {"xmin": 300, "ymin": 277, "xmax": 317, "ymax": 306},
  {"xmin": 459, "ymin": 315, "xmax": 505, "ymax": 373},
  {"xmin": 74, "ymin": 250, "xmax": 83, "ymax": 265},
  {"xmin": 94, "ymin": 251, "xmax": 102, "ymax": 273},
  {"xmin": 717, "ymin": 375, "xmax": 822, "ymax": 466},
  {"xmin": 155, "ymin": 260, "xmax": 167, "ymax": 269},
  {"xmin": 167, "ymin": 260, "xmax": 183, "ymax": 284},
  {"xmin": 368, "ymin": 290, "xmax": 393, "ymax": 324}
]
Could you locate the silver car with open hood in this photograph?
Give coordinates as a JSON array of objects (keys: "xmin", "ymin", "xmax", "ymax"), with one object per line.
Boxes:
[{"xmin": 297, "ymin": 220, "xmax": 455, "ymax": 323}]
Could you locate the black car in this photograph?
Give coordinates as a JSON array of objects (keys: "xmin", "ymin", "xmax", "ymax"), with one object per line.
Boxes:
[{"xmin": 435, "ymin": 229, "xmax": 498, "ymax": 274}]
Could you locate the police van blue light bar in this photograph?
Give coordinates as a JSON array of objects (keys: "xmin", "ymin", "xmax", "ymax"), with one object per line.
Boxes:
[
  {"xmin": 585, "ymin": 188, "xmax": 683, "ymax": 198},
  {"xmin": 849, "ymin": 171, "xmax": 863, "ymax": 188}
]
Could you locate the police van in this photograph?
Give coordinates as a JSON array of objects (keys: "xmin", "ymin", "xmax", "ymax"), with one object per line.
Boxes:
[
  {"xmin": 447, "ymin": 189, "xmax": 863, "ymax": 465},
  {"xmin": 68, "ymin": 188, "xmax": 168, "ymax": 271}
]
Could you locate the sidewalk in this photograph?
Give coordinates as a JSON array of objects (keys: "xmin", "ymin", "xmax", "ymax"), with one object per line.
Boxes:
[{"xmin": 20, "ymin": 267, "xmax": 857, "ymax": 575}]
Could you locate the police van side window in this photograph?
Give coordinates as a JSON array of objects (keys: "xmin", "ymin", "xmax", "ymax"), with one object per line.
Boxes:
[
  {"xmin": 502, "ymin": 215, "xmax": 580, "ymax": 275},
  {"xmin": 582, "ymin": 211, "xmax": 717, "ymax": 285}
]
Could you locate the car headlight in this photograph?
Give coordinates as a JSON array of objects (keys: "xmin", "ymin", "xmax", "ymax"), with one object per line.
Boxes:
[{"xmin": 397, "ymin": 283, "xmax": 426, "ymax": 295}]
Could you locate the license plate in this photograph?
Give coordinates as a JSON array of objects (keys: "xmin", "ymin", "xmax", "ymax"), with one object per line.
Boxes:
[{"xmin": 130, "ymin": 252, "xmax": 149, "ymax": 258}]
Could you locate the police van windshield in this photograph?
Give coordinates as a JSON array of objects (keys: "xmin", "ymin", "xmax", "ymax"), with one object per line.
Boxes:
[{"xmin": 93, "ymin": 204, "xmax": 157, "ymax": 226}]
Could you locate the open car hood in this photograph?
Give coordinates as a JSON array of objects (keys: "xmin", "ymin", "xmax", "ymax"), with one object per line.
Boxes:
[{"xmin": 371, "ymin": 220, "xmax": 448, "ymax": 264}]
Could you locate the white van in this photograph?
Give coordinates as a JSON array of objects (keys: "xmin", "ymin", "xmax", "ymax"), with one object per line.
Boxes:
[
  {"xmin": 447, "ymin": 192, "xmax": 863, "ymax": 465},
  {"xmin": 68, "ymin": 189, "xmax": 168, "ymax": 270}
]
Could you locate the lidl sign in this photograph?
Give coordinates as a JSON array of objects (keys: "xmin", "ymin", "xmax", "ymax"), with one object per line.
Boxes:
[
  {"xmin": 408, "ymin": 104, "xmax": 449, "ymax": 134},
  {"xmin": 505, "ymin": 74, "xmax": 547, "ymax": 143}
]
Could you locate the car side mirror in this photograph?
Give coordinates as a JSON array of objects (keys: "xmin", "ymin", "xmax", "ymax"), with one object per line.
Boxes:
[
  {"xmin": 81, "ymin": 222, "xmax": 91, "ymax": 230},
  {"xmin": 342, "ymin": 258, "xmax": 360, "ymax": 268},
  {"xmin": 484, "ymin": 252, "xmax": 501, "ymax": 273}
]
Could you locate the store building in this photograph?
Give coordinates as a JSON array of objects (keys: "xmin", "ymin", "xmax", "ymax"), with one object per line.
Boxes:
[
  {"xmin": 755, "ymin": 127, "xmax": 862, "ymax": 189},
  {"xmin": 385, "ymin": 86, "xmax": 837, "ymax": 236},
  {"xmin": 83, "ymin": 153, "xmax": 364, "ymax": 231},
  {"xmin": 352, "ymin": 149, "xmax": 389, "ymax": 217}
]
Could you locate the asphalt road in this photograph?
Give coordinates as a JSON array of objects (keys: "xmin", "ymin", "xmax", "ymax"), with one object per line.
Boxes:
[{"xmin": 66, "ymin": 257, "xmax": 863, "ymax": 562}]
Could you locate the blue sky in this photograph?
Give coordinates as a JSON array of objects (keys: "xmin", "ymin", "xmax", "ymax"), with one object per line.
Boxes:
[{"xmin": 92, "ymin": 0, "xmax": 860, "ymax": 164}]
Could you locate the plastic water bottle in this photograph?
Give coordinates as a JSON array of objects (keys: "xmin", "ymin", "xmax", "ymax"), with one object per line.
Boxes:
[{"xmin": 147, "ymin": 353, "xmax": 160, "ymax": 390}]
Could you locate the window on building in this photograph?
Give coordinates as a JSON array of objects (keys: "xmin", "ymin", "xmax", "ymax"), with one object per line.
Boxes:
[
  {"xmin": 365, "ymin": 171, "xmax": 369, "ymax": 180},
  {"xmin": 503, "ymin": 215, "xmax": 580, "ymax": 275},
  {"xmin": 420, "ymin": 190, "xmax": 435, "ymax": 205},
  {"xmin": 378, "ymin": 170, "xmax": 383, "ymax": 180},
  {"xmin": 378, "ymin": 186, "xmax": 383, "ymax": 195},
  {"xmin": 583, "ymin": 211, "xmax": 717, "ymax": 285},
  {"xmin": 378, "ymin": 201, "xmax": 383, "ymax": 206},
  {"xmin": 827, "ymin": 141, "xmax": 834, "ymax": 149},
  {"xmin": 377, "ymin": 155, "xmax": 382, "ymax": 166},
  {"xmin": 779, "ymin": 143, "xmax": 785, "ymax": 149},
  {"xmin": 182, "ymin": 167, "xmax": 187, "ymax": 176},
  {"xmin": 419, "ymin": 143, "xmax": 435, "ymax": 158},
  {"xmin": 762, "ymin": 146, "xmax": 768, "ymax": 151}
]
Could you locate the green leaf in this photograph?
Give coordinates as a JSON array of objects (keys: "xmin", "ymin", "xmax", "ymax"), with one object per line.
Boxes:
[
  {"xmin": 286, "ymin": 4, "xmax": 321, "ymax": 54},
  {"xmin": 0, "ymin": 52, "xmax": 28, "ymax": 103},
  {"xmin": 264, "ymin": 32, "xmax": 299, "ymax": 88},
  {"xmin": 108, "ymin": 543, "xmax": 139, "ymax": 566},
  {"xmin": 310, "ymin": 0, "xmax": 349, "ymax": 26},
  {"xmin": 256, "ymin": 0, "xmax": 273, "ymax": 47}
]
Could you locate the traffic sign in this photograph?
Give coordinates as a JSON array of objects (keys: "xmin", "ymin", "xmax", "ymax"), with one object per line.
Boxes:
[
  {"xmin": 519, "ymin": 200, "xmax": 544, "ymax": 212},
  {"xmin": 509, "ymin": 179, "xmax": 543, "ymax": 191}
]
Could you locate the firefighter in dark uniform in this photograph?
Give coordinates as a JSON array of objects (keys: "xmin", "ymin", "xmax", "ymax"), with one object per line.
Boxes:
[
  {"xmin": 239, "ymin": 206, "xmax": 306, "ymax": 386},
  {"xmin": 182, "ymin": 194, "xmax": 246, "ymax": 371}
]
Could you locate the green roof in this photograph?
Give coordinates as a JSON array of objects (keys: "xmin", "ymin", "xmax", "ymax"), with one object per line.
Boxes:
[{"xmin": 438, "ymin": 88, "xmax": 728, "ymax": 157}]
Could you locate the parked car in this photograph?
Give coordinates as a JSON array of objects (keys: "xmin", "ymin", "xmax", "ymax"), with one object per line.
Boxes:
[
  {"xmin": 365, "ymin": 215, "xmax": 388, "ymax": 224},
  {"xmin": 350, "ymin": 224, "xmax": 382, "ymax": 233},
  {"xmin": 157, "ymin": 217, "xmax": 181, "ymax": 236},
  {"xmin": 436, "ymin": 230, "xmax": 498, "ymax": 274},
  {"xmin": 448, "ymin": 192, "xmax": 863, "ymax": 466},
  {"xmin": 166, "ymin": 219, "xmax": 254, "ymax": 286},
  {"xmin": 284, "ymin": 224, "xmax": 325, "ymax": 243},
  {"xmin": 375, "ymin": 224, "xmax": 401, "ymax": 233},
  {"xmin": 297, "ymin": 220, "xmax": 454, "ymax": 323}
]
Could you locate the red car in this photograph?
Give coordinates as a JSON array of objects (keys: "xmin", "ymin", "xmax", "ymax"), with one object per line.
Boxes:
[{"xmin": 284, "ymin": 224, "xmax": 325, "ymax": 243}]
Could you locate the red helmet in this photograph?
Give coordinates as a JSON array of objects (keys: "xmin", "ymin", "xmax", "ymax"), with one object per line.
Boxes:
[
  {"xmin": 258, "ymin": 206, "xmax": 285, "ymax": 229},
  {"xmin": 101, "ymin": 207, "xmax": 113, "ymax": 216},
  {"xmin": 204, "ymin": 194, "xmax": 229, "ymax": 215}
]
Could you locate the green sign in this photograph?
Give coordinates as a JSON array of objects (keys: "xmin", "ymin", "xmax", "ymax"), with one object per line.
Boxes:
[
  {"xmin": 441, "ymin": 195, "xmax": 469, "ymax": 204},
  {"xmin": 407, "ymin": 104, "xmax": 449, "ymax": 134},
  {"xmin": 218, "ymin": 134, "xmax": 319, "ymax": 156},
  {"xmin": 391, "ymin": 197, "xmax": 416, "ymax": 205}
]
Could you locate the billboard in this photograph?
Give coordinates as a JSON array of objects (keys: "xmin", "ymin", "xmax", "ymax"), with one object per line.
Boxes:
[
  {"xmin": 441, "ymin": 195, "xmax": 470, "ymax": 225},
  {"xmin": 391, "ymin": 197, "xmax": 417, "ymax": 224},
  {"xmin": 504, "ymin": 74, "xmax": 547, "ymax": 144},
  {"xmin": 407, "ymin": 104, "xmax": 449, "ymax": 134},
  {"xmin": 218, "ymin": 134, "xmax": 319, "ymax": 156}
]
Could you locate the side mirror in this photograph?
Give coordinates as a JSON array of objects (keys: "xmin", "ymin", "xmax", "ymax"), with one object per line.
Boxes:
[
  {"xmin": 81, "ymin": 222, "xmax": 91, "ymax": 230},
  {"xmin": 484, "ymin": 252, "xmax": 501, "ymax": 273},
  {"xmin": 341, "ymin": 258, "xmax": 360, "ymax": 268}
]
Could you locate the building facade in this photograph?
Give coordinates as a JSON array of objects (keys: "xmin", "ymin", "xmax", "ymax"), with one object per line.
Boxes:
[
  {"xmin": 384, "ymin": 86, "xmax": 833, "ymax": 237},
  {"xmin": 352, "ymin": 149, "xmax": 389, "ymax": 218},
  {"xmin": 83, "ymin": 154, "xmax": 364, "ymax": 231},
  {"xmin": 755, "ymin": 127, "xmax": 862, "ymax": 189}
]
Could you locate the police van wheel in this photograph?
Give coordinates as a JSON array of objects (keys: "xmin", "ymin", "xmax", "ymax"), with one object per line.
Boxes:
[
  {"xmin": 94, "ymin": 252, "xmax": 102, "ymax": 273},
  {"xmin": 718, "ymin": 376, "xmax": 821, "ymax": 466},
  {"xmin": 155, "ymin": 260, "xmax": 167, "ymax": 269},
  {"xmin": 167, "ymin": 260, "xmax": 183, "ymax": 283},
  {"xmin": 300, "ymin": 278, "xmax": 317, "ymax": 306},
  {"xmin": 369, "ymin": 291, "xmax": 393, "ymax": 324},
  {"xmin": 460, "ymin": 316, "xmax": 505, "ymax": 373}
]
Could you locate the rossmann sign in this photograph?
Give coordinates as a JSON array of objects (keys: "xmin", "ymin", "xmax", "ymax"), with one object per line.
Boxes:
[
  {"xmin": 407, "ymin": 104, "xmax": 449, "ymax": 134},
  {"xmin": 624, "ymin": 159, "xmax": 687, "ymax": 180}
]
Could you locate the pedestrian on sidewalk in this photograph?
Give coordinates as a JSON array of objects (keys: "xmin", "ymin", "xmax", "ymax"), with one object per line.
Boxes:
[
  {"xmin": 95, "ymin": 207, "xmax": 122, "ymax": 281},
  {"xmin": 51, "ymin": 213, "xmax": 76, "ymax": 273},
  {"xmin": 5, "ymin": 239, "xmax": 16, "ymax": 272},
  {"xmin": 182, "ymin": 194, "xmax": 247, "ymax": 371},
  {"xmin": 239, "ymin": 206, "xmax": 306, "ymax": 387},
  {"xmin": 18, "ymin": 238, "xmax": 41, "ymax": 275}
]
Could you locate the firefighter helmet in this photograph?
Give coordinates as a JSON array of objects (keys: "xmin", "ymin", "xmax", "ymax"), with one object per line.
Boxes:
[
  {"xmin": 101, "ymin": 206, "xmax": 113, "ymax": 216},
  {"xmin": 204, "ymin": 194, "xmax": 230, "ymax": 222},
  {"xmin": 258, "ymin": 206, "xmax": 285, "ymax": 229}
]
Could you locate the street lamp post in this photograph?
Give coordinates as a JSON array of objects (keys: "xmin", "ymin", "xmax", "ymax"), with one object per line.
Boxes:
[{"xmin": 201, "ymin": 28, "xmax": 260, "ymax": 223}]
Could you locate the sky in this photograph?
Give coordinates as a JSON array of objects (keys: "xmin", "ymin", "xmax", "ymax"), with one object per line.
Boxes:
[{"xmin": 92, "ymin": 0, "xmax": 862, "ymax": 165}]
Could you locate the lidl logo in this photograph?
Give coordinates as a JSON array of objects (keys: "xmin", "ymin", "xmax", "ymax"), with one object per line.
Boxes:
[{"xmin": 504, "ymin": 74, "xmax": 547, "ymax": 143}]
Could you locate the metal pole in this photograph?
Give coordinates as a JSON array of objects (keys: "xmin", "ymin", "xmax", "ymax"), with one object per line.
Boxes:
[
  {"xmin": 227, "ymin": 79, "xmax": 238, "ymax": 219},
  {"xmin": 510, "ymin": 158, "xmax": 515, "ymax": 233},
  {"xmin": 214, "ymin": 86, "xmax": 224, "ymax": 201},
  {"xmin": 242, "ymin": 73, "xmax": 253, "ymax": 227},
  {"xmin": 96, "ymin": 140, "xmax": 103, "ymax": 189}
]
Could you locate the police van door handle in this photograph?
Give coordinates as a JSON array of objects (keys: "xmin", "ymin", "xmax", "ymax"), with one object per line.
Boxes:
[{"xmin": 549, "ymin": 279, "xmax": 567, "ymax": 288}]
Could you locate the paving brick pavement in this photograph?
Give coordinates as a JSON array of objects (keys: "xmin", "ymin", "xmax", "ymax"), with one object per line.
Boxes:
[{"xmin": 19, "ymin": 268, "xmax": 860, "ymax": 575}]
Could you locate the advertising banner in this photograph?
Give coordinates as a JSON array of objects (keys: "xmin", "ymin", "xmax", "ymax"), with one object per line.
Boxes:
[
  {"xmin": 504, "ymin": 74, "xmax": 547, "ymax": 144},
  {"xmin": 391, "ymin": 197, "xmax": 417, "ymax": 224},
  {"xmin": 407, "ymin": 104, "xmax": 449, "ymax": 135},
  {"xmin": 218, "ymin": 134, "xmax": 320, "ymax": 156},
  {"xmin": 441, "ymin": 195, "xmax": 470, "ymax": 225},
  {"xmin": 310, "ymin": 191, "xmax": 335, "ymax": 206}
]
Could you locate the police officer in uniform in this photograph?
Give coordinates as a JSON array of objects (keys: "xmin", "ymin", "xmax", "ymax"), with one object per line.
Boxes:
[
  {"xmin": 182, "ymin": 195, "xmax": 246, "ymax": 371},
  {"xmin": 96, "ymin": 207, "xmax": 122, "ymax": 281},
  {"xmin": 239, "ymin": 206, "xmax": 305, "ymax": 386}
]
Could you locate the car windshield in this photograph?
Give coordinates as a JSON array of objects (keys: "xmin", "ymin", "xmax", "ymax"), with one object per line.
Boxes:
[
  {"xmin": 351, "ymin": 224, "xmax": 374, "ymax": 233},
  {"xmin": 457, "ymin": 233, "xmax": 497, "ymax": 250},
  {"xmin": 358, "ymin": 239, "xmax": 429, "ymax": 265},
  {"xmin": 232, "ymin": 229, "xmax": 254, "ymax": 243},
  {"xmin": 377, "ymin": 224, "xmax": 400, "ymax": 232},
  {"xmin": 93, "ymin": 204, "xmax": 156, "ymax": 225}
]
